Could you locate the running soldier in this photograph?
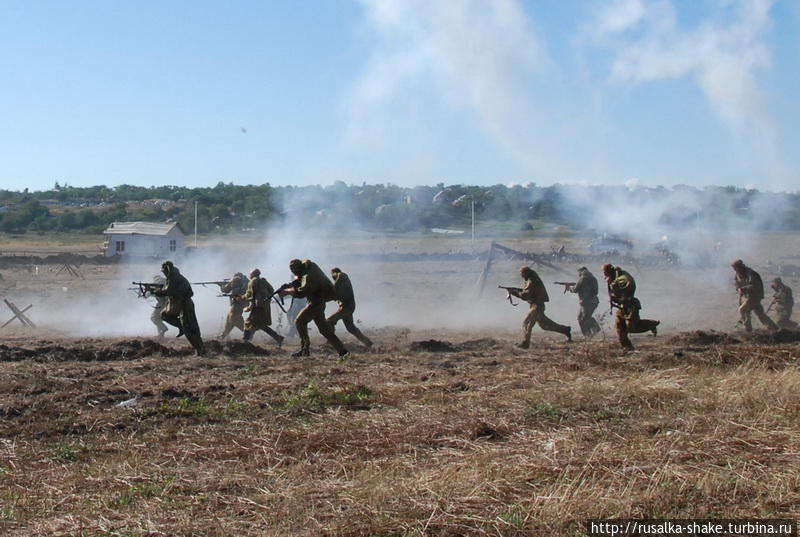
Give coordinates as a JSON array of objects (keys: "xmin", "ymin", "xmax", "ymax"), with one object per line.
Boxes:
[
  {"xmin": 153, "ymin": 261, "xmax": 205, "ymax": 356},
  {"xmin": 328, "ymin": 267, "xmax": 373, "ymax": 348},
  {"xmin": 568, "ymin": 266, "xmax": 601, "ymax": 339},
  {"xmin": 508, "ymin": 266, "xmax": 571, "ymax": 348},
  {"xmin": 769, "ymin": 277, "xmax": 797, "ymax": 330},
  {"xmin": 602, "ymin": 264, "xmax": 659, "ymax": 350},
  {"xmin": 241, "ymin": 268, "xmax": 284, "ymax": 346},
  {"xmin": 218, "ymin": 272, "xmax": 248, "ymax": 339},
  {"xmin": 731, "ymin": 259, "xmax": 778, "ymax": 332},
  {"xmin": 149, "ymin": 274, "xmax": 168, "ymax": 340},
  {"xmin": 281, "ymin": 259, "xmax": 349, "ymax": 359}
]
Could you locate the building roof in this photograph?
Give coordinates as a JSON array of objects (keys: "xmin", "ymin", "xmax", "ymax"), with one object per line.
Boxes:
[{"xmin": 104, "ymin": 222, "xmax": 183, "ymax": 236}]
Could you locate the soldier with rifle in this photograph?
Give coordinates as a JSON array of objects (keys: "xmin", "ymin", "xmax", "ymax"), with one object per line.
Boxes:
[
  {"xmin": 151, "ymin": 260, "xmax": 205, "ymax": 356},
  {"xmin": 769, "ymin": 277, "xmax": 797, "ymax": 330},
  {"xmin": 502, "ymin": 266, "xmax": 571, "ymax": 349},
  {"xmin": 241, "ymin": 268, "xmax": 284, "ymax": 346},
  {"xmin": 279, "ymin": 259, "xmax": 349, "ymax": 359},
  {"xmin": 327, "ymin": 267, "xmax": 373, "ymax": 348},
  {"xmin": 556, "ymin": 266, "xmax": 601, "ymax": 339},
  {"xmin": 217, "ymin": 272, "xmax": 248, "ymax": 339},
  {"xmin": 602, "ymin": 264, "xmax": 659, "ymax": 351},
  {"xmin": 132, "ymin": 276, "xmax": 168, "ymax": 339},
  {"xmin": 731, "ymin": 259, "xmax": 778, "ymax": 332}
]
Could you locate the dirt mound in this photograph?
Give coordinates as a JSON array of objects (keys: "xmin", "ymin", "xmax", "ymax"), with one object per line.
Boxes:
[
  {"xmin": 667, "ymin": 330, "xmax": 741, "ymax": 346},
  {"xmin": 0, "ymin": 339, "xmax": 187, "ymax": 362},
  {"xmin": 205, "ymin": 340, "xmax": 272, "ymax": 356},
  {"xmin": 457, "ymin": 338, "xmax": 502, "ymax": 351},
  {"xmin": 745, "ymin": 329, "xmax": 800, "ymax": 344},
  {"xmin": 410, "ymin": 339, "xmax": 457, "ymax": 353}
]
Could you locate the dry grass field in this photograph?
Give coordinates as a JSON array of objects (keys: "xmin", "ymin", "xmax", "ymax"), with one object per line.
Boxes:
[{"xmin": 0, "ymin": 231, "xmax": 799, "ymax": 536}]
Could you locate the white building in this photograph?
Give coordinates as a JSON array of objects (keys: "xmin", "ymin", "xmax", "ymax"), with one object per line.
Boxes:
[{"xmin": 103, "ymin": 222, "xmax": 185, "ymax": 258}]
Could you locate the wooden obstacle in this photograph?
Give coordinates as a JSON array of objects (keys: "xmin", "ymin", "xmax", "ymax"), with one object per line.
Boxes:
[
  {"xmin": 55, "ymin": 262, "xmax": 84, "ymax": 279},
  {"xmin": 477, "ymin": 241, "xmax": 573, "ymax": 296},
  {"xmin": 2, "ymin": 299, "xmax": 36, "ymax": 328}
]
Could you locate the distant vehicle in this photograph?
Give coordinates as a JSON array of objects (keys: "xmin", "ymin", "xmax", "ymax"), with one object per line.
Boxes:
[{"xmin": 588, "ymin": 235, "xmax": 634, "ymax": 253}]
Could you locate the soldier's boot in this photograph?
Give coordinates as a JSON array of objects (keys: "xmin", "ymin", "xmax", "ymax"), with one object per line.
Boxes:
[
  {"xmin": 264, "ymin": 327, "xmax": 284, "ymax": 348},
  {"xmin": 291, "ymin": 346, "xmax": 310, "ymax": 358},
  {"xmin": 651, "ymin": 320, "xmax": 660, "ymax": 336},
  {"xmin": 242, "ymin": 330, "xmax": 253, "ymax": 342},
  {"xmin": 564, "ymin": 326, "xmax": 572, "ymax": 342},
  {"xmin": 516, "ymin": 340, "xmax": 530, "ymax": 349}
]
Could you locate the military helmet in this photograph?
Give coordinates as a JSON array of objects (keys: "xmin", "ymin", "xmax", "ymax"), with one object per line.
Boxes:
[
  {"xmin": 250, "ymin": 268, "xmax": 261, "ymax": 278},
  {"xmin": 772, "ymin": 277, "xmax": 782, "ymax": 286},
  {"xmin": 161, "ymin": 260, "xmax": 174, "ymax": 275},
  {"xmin": 731, "ymin": 259, "xmax": 744, "ymax": 268},
  {"xmin": 601, "ymin": 263, "xmax": 614, "ymax": 275},
  {"xmin": 289, "ymin": 259, "xmax": 305, "ymax": 275},
  {"xmin": 234, "ymin": 272, "xmax": 245, "ymax": 278},
  {"xmin": 578, "ymin": 266, "xmax": 588, "ymax": 274}
]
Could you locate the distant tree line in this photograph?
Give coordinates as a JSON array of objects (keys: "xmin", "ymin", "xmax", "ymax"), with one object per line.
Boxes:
[{"xmin": 0, "ymin": 181, "xmax": 798, "ymax": 235}]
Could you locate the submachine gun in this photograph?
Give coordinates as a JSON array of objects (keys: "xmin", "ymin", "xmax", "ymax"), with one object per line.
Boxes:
[
  {"xmin": 131, "ymin": 281, "xmax": 164, "ymax": 298},
  {"xmin": 554, "ymin": 281, "xmax": 576, "ymax": 293},
  {"xmin": 497, "ymin": 285, "xmax": 520, "ymax": 306},
  {"xmin": 192, "ymin": 280, "xmax": 230, "ymax": 288}
]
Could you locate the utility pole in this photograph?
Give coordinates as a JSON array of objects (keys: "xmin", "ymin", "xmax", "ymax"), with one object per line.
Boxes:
[{"xmin": 194, "ymin": 200, "xmax": 198, "ymax": 248}]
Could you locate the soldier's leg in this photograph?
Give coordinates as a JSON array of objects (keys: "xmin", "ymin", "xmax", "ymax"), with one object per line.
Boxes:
[
  {"xmin": 293, "ymin": 304, "xmax": 314, "ymax": 355},
  {"xmin": 519, "ymin": 306, "xmax": 537, "ymax": 348},
  {"xmin": 739, "ymin": 299, "xmax": 753, "ymax": 331},
  {"xmin": 311, "ymin": 304, "xmax": 348, "ymax": 355},
  {"xmin": 536, "ymin": 311, "xmax": 572, "ymax": 340},
  {"xmin": 326, "ymin": 307, "xmax": 345, "ymax": 329},
  {"xmin": 161, "ymin": 298, "xmax": 184, "ymax": 335},
  {"xmin": 151, "ymin": 307, "xmax": 168, "ymax": 338},
  {"xmin": 752, "ymin": 303, "xmax": 779, "ymax": 330},
  {"xmin": 585, "ymin": 300, "xmax": 601, "ymax": 336},
  {"xmin": 616, "ymin": 308, "xmax": 634, "ymax": 350},
  {"xmin": 181, "ymin": 299, "xmax": 205, "ymax": 355},
  {"xmin": 341, "ymin": 311, "xmax": 373, "ymax": 347},
  {"xmin": 220, "ymin": 307, "xmax": 237, "ymax": 339},
  {"xmin": 577, "ymin": 305, "xmax": 592, "ymax": 338}
]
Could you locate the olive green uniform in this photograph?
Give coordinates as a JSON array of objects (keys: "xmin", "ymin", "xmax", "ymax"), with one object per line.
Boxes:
[
  {"xmin": 510, "ymin": 268, "xmax": 571, "ymax": 348},
  {"xmin": 771, "ymin": 280, "xmax": 797, "ymax": 330},
  {"xmin": 241, "ymin": 276, "xmax": 283, "ymax": 344},
  {"xmin": 570, "ymin": 269, "xmax": 601, "ymax": 338},
  {"xmin": 328, "ymin": 270, "xmax": 373, "ymax": 347},
  {"xmin": 734, "ymin": 264, "xmax": 778, "ymax": 331},
  {"xmin": 219, "ymin": 274, "xmax": 249, "ymax": 339},
  {"xmin": 606, "ymin": 266, "xmax": 659, "ymax": 350},
  {"xmin": 292, "ymin": 260, "xmax": 347, "ymax": 355},
  {"xmin": 155, "ymin": 266, "xmax": 205, "ymax": 355}
]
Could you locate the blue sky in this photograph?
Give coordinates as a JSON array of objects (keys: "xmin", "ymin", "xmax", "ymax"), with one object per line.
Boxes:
[{"xmin": 0, "ymin": 0, "xmax": 797, "ymax": 191}]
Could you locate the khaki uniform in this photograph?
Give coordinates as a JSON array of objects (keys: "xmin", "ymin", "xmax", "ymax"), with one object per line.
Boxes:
[
  {"xmin": 151, "ymin": 294, "xmax": 168, "ymax": 338},
  {"xmin": 607, "ymin": 267, "xmax": 659, "ymax": 350},
  {"xmin": 219, "ymin": 274, "xmax": 248, "ymax": 339},
  {"xmin": 292, "ymin": 260, "xmax": 347, "ymax": 355},
  {"xmin": 328, "ymin": 271, "xmax": 373, "ymax": 347},
  {"xmin": 771, "ymin": 280, "xmax": 797, "ymax": 330},
  {"xmin": 241, "ymin": 276, "xmax": 283, "ymax": 344},
  {"xmin": 571, "ymin": 269, "xmax": 601, "ymax": 338},
  {"xmin": 511, "ymin": 268, "xmax": 571, "ymax": 348},
  {"xmin": 734, "ymin": 265, "xmax": 778, "ymax": 331},
  {"xmin": 155, "ymin": 266, "xmax": 204, "ymax": 355}
]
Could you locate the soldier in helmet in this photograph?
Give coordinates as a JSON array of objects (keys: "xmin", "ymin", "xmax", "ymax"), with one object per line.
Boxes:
[
  {"xmin": 241, "ymin": 268, "xmax": 284, "ymax": 346},
  {"xmin": 218, "ymin": 272, "xmax": 249, "ymax": 339},
  {"xmin": 603, "ymin": 264, "xmax": 659, "ymax": 350},
  {"xmin": 153, "ymin": 260, "xmax": 205, "ymax": 356},
  {"xmin": 731, "ymin": 259, "xmax": 778, "ymax": 332},
  {"xmin": 769, "ymin": 277, "xmax": 797, "ymax": 330},
  {"xmin": 327, "ymin": 267, "xmax": 373, "ymax": 348},
  {"xmin": 568, "ymin": 266, "xmax": 601, "ymax": 339},
  {"xmin": 280, "ymin": 259, "xmax": 349, "ymax": 359},
  {"xmin": 507, "ymin": 266, "xmax": 571, "ymax": 348}
]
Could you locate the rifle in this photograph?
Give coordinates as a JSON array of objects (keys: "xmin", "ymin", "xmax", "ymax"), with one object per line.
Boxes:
[
  {"xmin": 554, "ymin": 281, "xmax": 576, "ymax": 293},
  {"xmin": 192, "ymin": 280, "xmax": 230, "ymax": 287},
  {"xmin": 269, "ymin": 280, "xmax": 301, "ymax": 302},
  {"xmin": 766, "ymin": 299, "xmax": 777, "ymax": 313},
  {"xmin": 498, "ymin": 285, "xmax": 520, "ymax": 306},
  {"xmin": 131, "ymin": 281, "xmax": 164, "ymax": 298}
]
